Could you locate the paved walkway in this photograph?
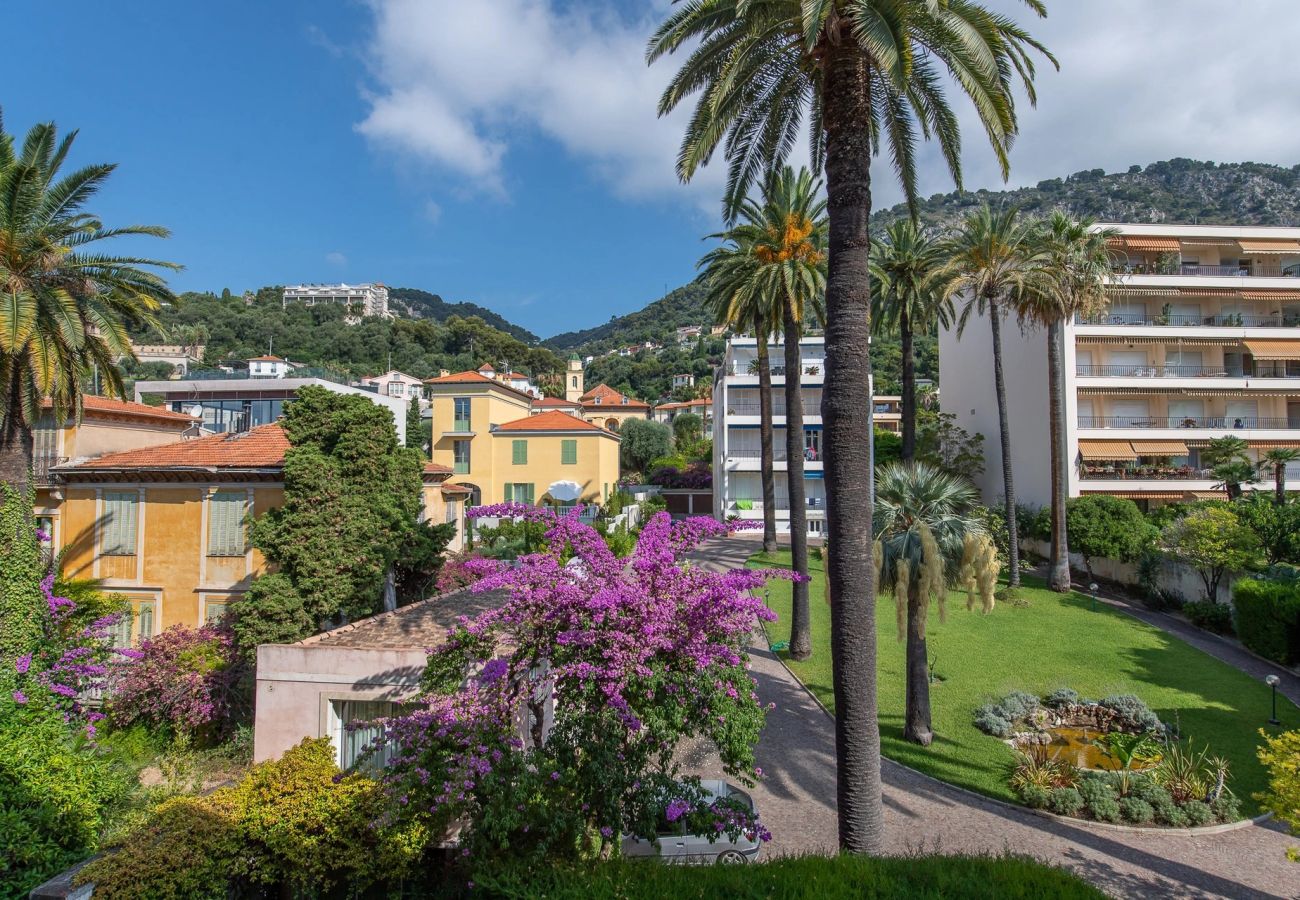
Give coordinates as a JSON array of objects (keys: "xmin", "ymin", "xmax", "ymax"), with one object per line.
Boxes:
[{"xmin": 684, "ymin": 537, "xmax": 1299, "ymax": 900}]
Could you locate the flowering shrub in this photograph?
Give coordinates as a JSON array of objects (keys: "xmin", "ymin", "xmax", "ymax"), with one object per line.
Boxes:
[
  {"xmin": 435, "ymin": 551, "xmax": 488, "ymax": 592},
  {"xmin": 371, "ymin": 506, "xmax": 787, "ymax": 866},
  {"xmin": 108, "ymin": 623, "xmax": 246, "ymax": 741},
  {"xmin": 647, "ymin": 462, "xmax": 713, "ymax": 489}
]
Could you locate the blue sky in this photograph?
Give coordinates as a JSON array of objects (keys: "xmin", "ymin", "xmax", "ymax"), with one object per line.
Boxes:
[{"xmin": 10, "ymin": 1, "xmax": 1300, "ymax": 338}]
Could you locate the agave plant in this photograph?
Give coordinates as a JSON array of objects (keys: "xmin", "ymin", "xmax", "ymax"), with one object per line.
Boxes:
[{"xmin": 1152, "ymin": 740, "xmax": 1231, "ymax": 804}]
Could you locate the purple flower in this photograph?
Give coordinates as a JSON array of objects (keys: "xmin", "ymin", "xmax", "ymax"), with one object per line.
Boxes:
[
  {"xmin": 12, "ymin": 690, "xmax": 27, "ymax": 705},
  {"xmin": 599, "ymin": 826, "xmax": 613, "ymax": 838},
  {"xmin": 478, "ymin": 658, "xmax": 508, "ymax": 685},
  {"xmin": 14, "ymin": 654, "xmax": 31, "ymax": 675},
  {"xmin": 664, "ymin": 798, "xmax": 690, "ymax": 822},
  {"xmin": 550, "ymin": 771, "xmax": 560, "ymax": 781}
]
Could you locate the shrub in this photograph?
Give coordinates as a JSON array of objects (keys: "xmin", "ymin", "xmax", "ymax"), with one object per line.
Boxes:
[
  {"xmin": 227, "ymin": 573, "xmax": 314, "ymax": 661},
  {"xmin": 620, "ymin": 419, "xmax": 674, "ymax": 472},
  {"xmin": 640, "ymin": 495, "xmax": 667, "ymax": 517},
  {"xmin": 1210, "ymin": 793, "xmax": 1242, "ymax": 824},
  {"xmin": 1232, "ymin": 578, "xmax": 1300, "ymax": 665},
  {"xmin": 1182, "ymin": 800, "xmax": 1214, "ymax": 827},
  {"xmin": 1118, "ymin": 797, "xmax": 1154, "ymax": 824},
  {"xmin": 1077, "ymin": 774, "xmax": 1118, "ymax": 817},
  {"xmin": 1183, "ymin": 600, "xmax": 1235, "ymax": 635},
  {"xmin": 1161, "ymin": 506, "xmax": 1261, "ymax": 603},
  {"xmin": 1049, "ymin": 787, "xmax": 1085, "ymax": 817},
  {"xmin": 999, "ymin": 690, "xmax": 1041, "ymax": 721},
  {"xmin": 1066, "ymin": 495, "xmax": 1156, "ymax": 580},
  {"xmin": 1099, "ymin": 694, "xmax": 1162, "ymax": 734},
  {"xmin": 1129, "ymin": 778, "xmax": 1172, "ymax": 808},
  {"xmin": 1255, "ymin": 728, "xmax": 1300, "ymax": 860},
  {"xmin": 974, "ymin": 705, "xmax": 1013, "ymax": 738},
  {"xmin": 1019, "ymin": 784, "xmax": 1050, "ymax": 810},
  {"xmin": 1045, "ymin": 688, "xmax": 1080, "ymax": 708},
  {"xmin": 1088, "ymin": 794, "xmax": 1122, "ymax": 823},
  {"xmin": 435, "ymin": 552, "xmax": 487, "ymax": 593},
  {"xmin": 1016, "ymin": 504, "xmax": 1051, "ymax": 542}
]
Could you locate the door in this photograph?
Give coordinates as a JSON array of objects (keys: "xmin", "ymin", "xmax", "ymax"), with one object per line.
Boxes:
[
  {"xmin": 1169, "ymin": 302, "xmax": 1200, "ymax": 326},
  {"xmin": 1163, "ymin": 348, "xmax": 1202, "ymax": 377}
]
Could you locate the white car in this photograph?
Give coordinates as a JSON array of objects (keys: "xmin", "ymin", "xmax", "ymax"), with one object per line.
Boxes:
[{"xmin": 621, "ymin": 780, "xmax": 763, "ymax": 865}]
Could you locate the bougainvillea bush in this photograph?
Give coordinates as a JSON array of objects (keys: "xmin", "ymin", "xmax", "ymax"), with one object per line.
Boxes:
[
  {"xmin": 370, "ymin": 506, "xmax": 785, "ymax": 868},
  {"xmin": 108, "ymin": 623, "xmax": 246, "ymax": 742}
]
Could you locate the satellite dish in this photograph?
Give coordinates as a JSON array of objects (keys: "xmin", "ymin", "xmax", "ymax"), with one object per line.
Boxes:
[{"xmin": 185, "ymin": 405, "xmax": 204, "ymax": 419}]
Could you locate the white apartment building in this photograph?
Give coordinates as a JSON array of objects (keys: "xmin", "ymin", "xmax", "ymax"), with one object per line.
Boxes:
[
  {"xmin": 713, "ymin": 335, "xmax": 828, "ymax": 536},
  {"xmin": 282, "ymin": 282, "xmax": 390, "ymax": 318},
  {"xmin": 940, "ymin": 223, "xmax": 1300, "ymax": 509},
  {"xmin": 359, "ymin": 370, "xmax": 426, "ymax": 401}
]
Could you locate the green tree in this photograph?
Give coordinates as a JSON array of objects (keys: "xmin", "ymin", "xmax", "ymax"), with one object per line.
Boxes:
[
  {"xmin": 651, "ymin": 0, "xmax": 1053, "ymax": 853},
  {"xmin": 404, "ymin": 399, "xmax": 424, "ymax": 452},
  {"xmin": 0, "ymin": 111, "xmax": 180, "ymax": 494},
  {"xmin": 1161, "ymin": 505, "xmax": 1261, "ymax": 603},
  {"xmin": 871, "ymin": 221, "xmax": 949, "ymax": 462},
  {"xmin": 1025, "ymin": 214, "xmax": 1118, "ymax": 592},
  {"xmin": 1234, "ymin": 494, "xmax": 1300, "ymax": 566},
  {"xmin": 915, "ymin": 409, "xmax": 985, "ymax": 483},
  {"xmin": 619, "ymin": 418, "xmax": 673, "ymax": 474},
  {"xmin": 671, "ymin": 411, "xmax": 702, "ymax": 448},
  {"xmin": 1255, "ymin": 728, "xmax": 1300, "ymax": 863},
  {"xmin": 1065, "ymin": 495, "xmax": 1155, "ymax": 583},
  {"xmin": 1202, "ymin": 436, "xmax": 1254, "ymax": 500},
  {"xmin": 873, "ymin": 462, "xmax": 999, "ymax": 746},
  {"xmin": 939, "ymin": 206, "xmax": 1045, "ymax": 589},
  {"xmin": 1259, "ymin": 448, "xmax": 1300, "ymax": 506}
]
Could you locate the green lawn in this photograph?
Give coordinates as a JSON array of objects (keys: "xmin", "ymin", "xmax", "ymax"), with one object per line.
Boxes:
[{"xmin": 750, "ymin": 550, "xmax": 1298, "ymax": 813}]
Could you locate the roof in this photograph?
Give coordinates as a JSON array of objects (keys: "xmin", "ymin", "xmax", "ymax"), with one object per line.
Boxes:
[
  {"xmin": 42, "ymin": 396, "xmax": 197, "ymax": 425},
  {"xmin": 534, "ymin": 396, "xmax": 582, "ymax": 409},
  {"xmin": 440, "ymin": 483, "xmax": 472, "ymax": 496},
  {"xmin": 423, "ymin": 370, "xmax": 535, "ymax": 401},
  {"xmin": 495, "ymin": 410, "xmax": 613, "ymax": 434},
  {"xmin": 579, "ymin": 383, "xmax": 650, "ymax": 409},
  {"xmin": 65, "ymin": 424, "xmax": 290, "ymax": 471},
  {"xmin": 656, "ymin": 398, "xmax": 711, "ymax": 411},
  {"xmin": 248, "ymin": 355, "xmax": 287, "ymax": 362},
  {"xmin": 298, "ymin": 587, "xmax": 508, "ymax": 650},
  {"xmin": 421, "ymin": 461, "xmax": 453, "ymax": 482}
]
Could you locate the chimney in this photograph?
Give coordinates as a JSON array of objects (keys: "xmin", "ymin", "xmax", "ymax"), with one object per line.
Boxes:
[{"xmin": 439, "ymin": 369, "xmax": 450, "ymax": 378}]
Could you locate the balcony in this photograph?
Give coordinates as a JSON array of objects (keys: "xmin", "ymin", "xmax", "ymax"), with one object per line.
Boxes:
[
  {"xmin": 1074, "ymin": 364, "xmax": 1300, "ymax": 379},
  {"xmin": 725, "ymin": 400, "xmax": 819, "ymax": 416},
  {"xmin": 1078, "ymin": 312, "xmax": 1300, "ymax": 328},
  {"xmin": 33, "ymin": 454, "xmax": 70, "ymax": 484},
  {"xmin": 451, "ymin": 419, "xmax": 472, "ymax": 433},
  {"xmin": 1079, "ymin": 416, "xmax": 1297, "ymax": 430},
  {"xmin": 726, "ymin": 360, "xmax": 825, "ymax": 378},
  {"xmin": 1112, "ymin": 263, "xmax": 1300, "ymax": 278},
  {"xmin": 1080, "ymin": 464, "xmax": 1214, "ymax": 481}
]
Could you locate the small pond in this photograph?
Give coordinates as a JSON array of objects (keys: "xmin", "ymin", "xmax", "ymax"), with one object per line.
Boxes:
[{"xmin": 1016, "ymin": 725, "xmax": 1158, "ymax": 772}]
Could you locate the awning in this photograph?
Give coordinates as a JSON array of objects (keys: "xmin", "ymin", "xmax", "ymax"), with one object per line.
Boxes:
[
  {"xmin": 1243, "ymin": 339, "xmax": 1300, "ymax": 360},
  {"xmin": 1178, "ymin": 288, "xmax": 1239, "ymax": 298},
  {"xmin": 1238, "ymin": 239, "xmax": 1300, "ymax": 254},
  {"xmin": 1241, "ymin": 291, "xmax": 1300, "ymax": 301},
  {"xmin": 1131, "ymin": 440, "xmax": 1190, "ymax": 455},
  {"xmin": 1122, "ymin": 237, "xmax": 1181, "ymax": 252},
  {"xmin": 1184, "ymin": 490, "xmax": 1227, "ymax": 500},
  {"xmin": 440, "ymin": 483, "xmax": 472, "ymax": 496},
  {"xmin": 1079, "ymin": 440, "xmax": 1138, "ymax": 461},
  {"xmin": 1250, "ymin": 441, "xmax": 1300, "ymax": 450}
]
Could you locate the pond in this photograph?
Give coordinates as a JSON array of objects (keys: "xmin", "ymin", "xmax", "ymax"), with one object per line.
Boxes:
[{"xmin": 1019, "ymin": 725, "xmax": 1158, "ymax": 771}]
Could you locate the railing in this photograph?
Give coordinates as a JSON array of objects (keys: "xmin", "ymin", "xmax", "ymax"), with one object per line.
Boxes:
[
  {"xmin": 453, "ymin": 461, "xmax": 470, "ymax": 474},
  {"xmin": 1076, "ymin": 364, "xmax": 1267, "ymax": 378},
  {"xmin": 452, "ymin": 419, "xmax": 472, "ymax": 433},
  {"xmin": 1080, "ymin": 466, "xmax": 1214, "ymax": 481},
  {"xmin": 33, "ymin": 454, "xmax": 70, "ymax": 483},
  {"xmin": 727, "ymin": 361, "xmax": 825, "ymax": 377},
  {"xmin": 728, "ymin": 448, "xmax": 790, "ymax": 461},
  {"xmin": 182, "ymin": 367, "xmax": 351, "ymax": 385},
  {"xmin": 725, "ymin": 401, "xmax": 818, "ymax": 415},
  {"xmin": 1078, "ymin": 313, "xmax": 1300, "ymax": 328},
  {"xmin": 1111, "ymin": 264, "xmax": 1299, "ymax": 278},
  {"xmin": 731, "ymin": 497, "xmax": 826, "ymax": 511},
  {"xmin": 1079, "ymin": 416, "xmax": 1298, "ymax": 429}
]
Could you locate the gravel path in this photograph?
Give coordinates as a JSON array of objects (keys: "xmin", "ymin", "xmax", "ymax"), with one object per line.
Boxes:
[{"xmin": 682, "ymin": 536, "xmax": 1300, "ymax": 899}]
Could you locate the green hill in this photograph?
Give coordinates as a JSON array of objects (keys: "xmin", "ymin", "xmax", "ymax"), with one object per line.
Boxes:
[
  {"xmin": 388, "ymin": 287, "xmax": 539, "ymax": 344},
  {"xmin": 545, "ymin": 281, "xmax": 710, "ymax": 352}
]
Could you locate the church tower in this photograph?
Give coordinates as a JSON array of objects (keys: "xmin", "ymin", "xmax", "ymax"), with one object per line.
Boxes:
[{"xmin": 565, "ymin": 353, "xmax": 585, "ymax": 403}]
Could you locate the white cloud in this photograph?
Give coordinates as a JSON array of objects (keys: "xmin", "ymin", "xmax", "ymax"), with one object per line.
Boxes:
[
  {"xmin": 421, "ymin": 199, "xmax": 442, "ymax": 224},
  {"xmin": 325, "ymin": 251, "xmax": 348, "ymax": 266}
]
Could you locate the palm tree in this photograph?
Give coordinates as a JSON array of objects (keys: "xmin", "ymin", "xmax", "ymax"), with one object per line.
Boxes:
[
  {"xmin": 650, "ymin": 1, "xmax": 1053, "ymax": 853},
  {"xmin": 874, "ymin": 462, "xmax": 999, "ymax": 745},
  {"xmin": 939, "ymin": 205, "xmax": 1043, "ymax": 589},
  {"xmin": 719, "ymin": 166, "xmax": 827, "ymax": 660},
  {"xmin": 0, "ymin": 112, "xmax": 180, "ymax": 495},
  {"xmin": 1259, "ymin": 448, "xmax": 1300, "ymax": 505},
  {"xmin": 700, "ymin": 231, "xmax": 779, "ymax": 553},
  {"xmin": 1202, "ymin": 436, "xmax": 1253, "ymax": 500},
  {"xmin": 1023, "ymin": 213, "xmax": 1118, "ymax": 592},
  {"xmin": 871, "ymin": 221, "xmax": 950, "ymax": 461}
]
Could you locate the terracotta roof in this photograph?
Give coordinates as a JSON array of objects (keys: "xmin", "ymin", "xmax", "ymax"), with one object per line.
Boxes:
[
  {"xmin": 298, "ymin": 587, "xmax": 508, "ymax": 650},
  {"xmin": 423, "ymin": 461, "xmax": 452, "ymax": 475},
  {"xmin": 440, "ymin": 483, "xmax": 472, "ymax": 496},
  {"xmin": 579, "ymin": 383, "xmax": 650, "ymax": 409},
  {"xmin": 656, "ymin": 399, "xmax": 711, "ymax": 411},
  {"xmin": 495, "ymin": 410, "xmax": 612, "ymax": 433},
  {"xmin": 43, "ymin": 396, "xmax": 197, "ymax": 424},
  {"xmin": 534, "ymin": 396, "xmax": 581, "ymax": 408},
  {"xmin": 248, "ymin": 355, "xmax": 286, "ymax": 362},
  {"xmin": 423, "ymin": 370, "xmax": 535, "ymax": 401},
  {"xmin": 67, "ymin": 424, "xmax": 289, "ymax": 471}
]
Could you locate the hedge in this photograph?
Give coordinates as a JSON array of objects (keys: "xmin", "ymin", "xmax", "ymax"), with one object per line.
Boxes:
[{"xmin": 1233, "ymin": 578, "xmax": 1300, "ymax": 665}]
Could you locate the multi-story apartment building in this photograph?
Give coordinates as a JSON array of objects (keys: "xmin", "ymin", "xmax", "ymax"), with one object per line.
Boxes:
[
  {"xmin": 940, "ymin": 223, "xmax": 1300, "ymax": 509},
  {"xmin": 281, "ymin": 282, "xmax": 390, "ymax": 318},
  {"xmin": 712, "ymin": 335, "xmax": 828, "ymax": 536}
]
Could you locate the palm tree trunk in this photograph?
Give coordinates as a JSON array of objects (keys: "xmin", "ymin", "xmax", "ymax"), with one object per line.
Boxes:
[
  {"xmin": 989, "ymin": 296, "xmax": 1021, "ymax": 587},
  {"xmin": 757, "ymin": 339, "xmax": 778, "ymax": 553},
  {"xmin": 0, "ymin": 376, "xmax": 34, "ymax": 497},
  {"xmin": 783, "ymin": 304, "xmax": 811, "ymax": 661},
  {"xmin": 900, "ymin": 306, "xmax": 916, "ymax": 462},
  {"xmin": 903, "ymin": 579, "xmax": 933, "ymax": 746},
  {"xmin": 1046, "ymin": 320, "xmax": 1070, "ymax": 592},
  {"xmin": 821, "ymin": 37, "xmax": 884, "ymax": 856},
  {"xmin": 1276, "ymin": 463, "xmax": 1286, "ymax": 506}
]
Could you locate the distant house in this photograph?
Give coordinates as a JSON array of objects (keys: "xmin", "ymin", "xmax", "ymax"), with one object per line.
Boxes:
[
  {"xmin": 281, "ymin": 282, "xmax": 390, "ymax": 318},
  {"xmin": 653, "ymin": 397, "xmax": 713, "ymax": 428},
  {"xmin": 247, "ymin": 355, "xmax": 293, "ymax": 379},
  {"xmin": 128, "ymin": 343, "xmax": 205, "ymax": 376},
  {"xmin": 360, "ymin": 370, "xmax": 425, "ymax": 402},
  {"xmin": 675, "ymin": 325, "xmax": 704, "ymax": 343},
  {"xmin": 672, "ymin": 373, "xmax": 695, "ymax": 390},
  {"xmin": 578, "ymin": 383, "xmax": 652, "ymax": 433}
]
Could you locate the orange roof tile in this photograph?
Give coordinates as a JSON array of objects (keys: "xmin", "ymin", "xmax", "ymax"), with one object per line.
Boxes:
[
  {"xmin": 423, "ymin": 370, "xmax": 535, "ymax": 401},
  {"xmin": 248, "ymin": 355, "xmax": 287, "ymax": 362},
  {"xmin": 534, "ymin": 396, "xmax": 581, "ymax": 408},
  {"xmin": 495, "ymin": 410, "xmax": 613, "ymax": 434},
  {"xmin": 69, "ymin": 424, "xmax": 290, "ymax": 471},
  {"xmin": 42, "ymin": 395, "xmax": 197, "ymax": 424},
  {"xmin": 423, "ymin": 461, "xmax": 452, "ymax": 475},
  {"xmin": 440, "ymin": 483, "xmax": 473, "ymax": 495},
  {"xmin": 579, "ymin": 383, "xmax": 649, "ymax": 409}
]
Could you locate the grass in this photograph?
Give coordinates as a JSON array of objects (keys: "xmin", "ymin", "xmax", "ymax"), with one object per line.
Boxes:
[{"xmin": 751, "ymin": 550, "xmax": 1298, "ymax": 813}]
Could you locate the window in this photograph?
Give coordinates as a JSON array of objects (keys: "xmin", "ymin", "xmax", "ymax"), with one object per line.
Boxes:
[
  {"xmin": 512, "ymin": 439, "xmax": 528, "ymax": 465},
  {"xmin": 444, "ymin": 500, "xmax": 458, "ymax": 525},
  {"xmin": 208, "ymin": 491, "xmax": 249, "ymax": 556},
  {"xmin": 804, "ymin": 429, "xmax": 821, "ymax": 461},
  {"xmin": 561, "ymin": 439, "xmax": 577, "ymax": 465},
  {"xmin": 453, "ymin": 440, "xmax": 471, "ymax": 474},
  {"xmin": 504, "ymin": 483, "xmax": 535, "ymax": 505},
  {"xmin": 621, "ymin": 397, "xmax": 628, "ymax": 405},
  {"xmin": 571, "ymin": 375, "xmax": 578, "ymax": 388},
  {"xmin": 331, "ymin": 699, "xmax": 398, "ymax": 772},
  {"xmin": 110, "ymin": 599, "xmax": 157, "ymax": 647},
  {"xmin": 102, "ymin": 491, "xmax": 139, "ymax": 556},
  {"xmin": 35, "ymin": 515, "xmax": 54, "ymax": 550},
  {"xmin": 386, "ymin": 381, "xmax": 405, "ymax": 397},
  {"xmin": 593, "ymin": 397, "xmax": 602, "ymax": 405},
  {"xmin": 453, "ymin": 397, "xmax": 472, "ymax": 432},
  {"xmin": 204, "ymin": 600, "xmax": 228, "ymax": 623}
]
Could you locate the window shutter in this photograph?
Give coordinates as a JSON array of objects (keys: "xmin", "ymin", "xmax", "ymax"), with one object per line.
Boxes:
[
  {"xmin": 512, "ymin": 440, "xmax": 527, "ymax": 465},
  {"xmin": 524, "ymin": 484, "xmax": 535, "ymax": 505},
  {"xmin": 208, "ymin": 492, "xmax": 247, "ymax": 556},
  {"xmin": 137, "ymin": 604, "xmax": 154, "ymax": 641},
  {"xmin": 561, "ymin": 439, "xmax": 577, "ymax": 465},
  {"xmin": 102, "ymin": 492, "xmax": 138, "ymax": 556},
  {"xmin": 504, "ymin": 483, "xmax": 513, "ymax": 502}
]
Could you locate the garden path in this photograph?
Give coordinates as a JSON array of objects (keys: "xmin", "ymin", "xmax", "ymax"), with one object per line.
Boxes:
[{"xmin": 683, "ymin": 536, "xmax": 1299, "ymax": 900}]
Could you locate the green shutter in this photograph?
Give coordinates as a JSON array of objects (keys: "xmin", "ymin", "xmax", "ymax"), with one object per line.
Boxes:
[
  {"xmin": 504, "ymin": 483, "xmax": 514, "ymax": 502},
  {"xmin": 524, "ymin": 484, "xmax": 535, "ymax": 505},
  {"xmin": 512, "ymin": 439, "xmax": 527, "ymax": 465},
  {"xmin": 137, "ymin": 603, "xmax": 154, "ymax": 640},
  {"xmin": 561, "ymin": 439, "xmax": 577, "ymax": 465},
  {"xmin": 208, "ymin": 492, "xmax": 247, "ymax": 556},
  {"xmin": 102, "ymin": 492, "xmax": 138, "ymax": 556}
]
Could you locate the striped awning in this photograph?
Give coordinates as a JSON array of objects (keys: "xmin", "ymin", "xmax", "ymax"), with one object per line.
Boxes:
[
  {"xmin": 1106, "ymin": 285, "xmax": 1180, "ymax": 296},
  {"xmin": 1179, "ymin": 288, "xmax": 1240, "ymax": 298},
  {"xmin": 1241, "ymin": 291, "xmax": 1300, "ymax": 301},
  {"xmin": 1250, "ymin": 441, "xmax": 1300, "ymax": 450},
  {"xmin": 1122, "ymin": 237, "xmax": 1182, "ymax": 252},
  {"xmin": 1184, "ymin": 490, "xmax": 1227, "ymax": 500},
  {"xmin": 1131, "ymin": 440, "xmax": 1190, "ymax": 455},
  {"xmin": 1243, "ymin": 339, "xmax": 1300, "ymax": 360},
  {"xmin": 1079, "ymin": 440, "xmax": 1138, "ymax": 461},
  {"xmin": 1238, "ymin": 239, "xmax": 1300, "ymax": 254}
]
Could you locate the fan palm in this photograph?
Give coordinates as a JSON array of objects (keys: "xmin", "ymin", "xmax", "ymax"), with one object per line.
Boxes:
[
  {"xmin": 1258, "ymin": 447, "xmax": 1300, "ymax": 505},
  {"xmin": 650, "ymin": 0, "xmax": 1054, "ymax": 853},
  {"xmin": 1202, "ymin": 435, "xmax": 1253, "ymax": 500},
  {"xmin": 871, "ymin": 220, "xmax": 950, "ymax": 461},
  {"xmin": 873, "ymin": 461, "xmax": 999, "ymax": 745},
  {"xmin": 0, "ymin": 112, "xmax": 180, "ymax": 494},
  {"xmin": 1023, "ymin": 213, "xmax": 1118, "ymax": 592},
  {"xmin": 939, "ymin": 205, "xmax": 1044, "ymax": 588}
]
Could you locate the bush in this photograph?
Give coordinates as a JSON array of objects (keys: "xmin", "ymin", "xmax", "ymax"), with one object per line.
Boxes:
[
  {"xmin": 1049, "ymin": 787, "xmax": 1085, "ymax": 816},
  {"xmin": 227, "ymin": 573, "xmax": 314, "ymax": 661},
  {"xmin": 1088, "ymin": 794, "xmax": 1122, "ymax": 823},
  {"xmin": 1077, "ymin": 775, "xmax": 1121, "ymax": 822},
  {"xmin": 1232, "ymin": 578, "xmax": 1300, "ymax": 665},
  {"xmin": 1066, "ymin": 495, "xmax": 1156, "ymax": 579},
  {"xmin": 999, "ymin": 691, "xmax": 1041, "ymax": 721},
  {"xmin": 1118, "ymin": 797, "xmax": 1154, "ymax": 824},
  {"xmin": 1098, "ymin": 694, "xmax": 1162, "ymax": 734},
  {"xmin": 1210, "ymin": 793, "xmax": 1242, "ymax": 824},
  {"xmin": 1154, "ymin": 798, "xmax": 1188, "ymax": 827},
  {"xmin": 620, "ymin": 419, "xmax": 674, "ymax": 473},
  {"xmin": 1182, "ymin": 800, "xmax": 1214, "ymax": 827},
  {"xmin": 1183, "ymin": 600, "xmax": 1235, "ymax": 635},
  {"xmin": 1045, "ymin": 688, "xmax": 1080, "ymax": 708},
  {"xmin": 1256, "ymin": 728, "xmax": 1300, "ymax": 859},
  {"xmin": 1019, "ymin": 784, "xmax": 1050, "ymax": 809},
  {"xmin": 1017, "ymin": 504, "xmax": 1052, "ymax": 542},
  {"xmin": 1129, "ymin": 779, "xmax": 1172, "ymax": 808},
  {"xmin": 973, "ymin": 705, "xmax": 1013, "ymax": 738}
]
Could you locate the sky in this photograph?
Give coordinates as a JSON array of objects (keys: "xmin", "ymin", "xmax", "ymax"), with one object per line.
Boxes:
[{"xmin": 9, "ymin": 0, "xmax": 1300, "ymax": 339}]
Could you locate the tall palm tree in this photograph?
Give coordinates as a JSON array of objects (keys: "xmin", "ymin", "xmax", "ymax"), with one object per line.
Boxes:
[
  {"xmin": 939, "ymin": 205, "xmax": 1043, "ymax": 589},
  {"xmin": 650, "ymin": 1, "xmax": 1053, "ymax": 853},
  {"xmin": 871, "ymin": 220, "xmax": 950, "ymax": 461},
  {"xmin": 1202, "ymin": 435, "xmax": 1253, "ymax": 501},
  {"xmin": 1023, "ymin": 213, "xmax": 1117, "ymax": 592},
  {"xmin": 724, "ymin": 166, "xmax": 827, "ymax": 660},
  {"xmin": 700, "ymin": 231, "xmax": 780, "ymax": 553},
  {"xmin": 1259, "ymin": 448, "xmax": 1300, "ymax": 505},
  {"xmin": 874, "ymin": 461, "xmax": 998, "ymax": 745},
  {"xmin": 0, "ymin": 112, "xmax": 180, "ymax": 495}
]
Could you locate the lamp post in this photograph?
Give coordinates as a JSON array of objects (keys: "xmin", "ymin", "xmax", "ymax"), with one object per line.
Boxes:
[
  {"xmin": 1089, "ymin": 582, "xmax": 1099, "ymax": 613},
  {"xmin": 1266, "ymin": 674, "xmax": 1281, "ymax": 726}
]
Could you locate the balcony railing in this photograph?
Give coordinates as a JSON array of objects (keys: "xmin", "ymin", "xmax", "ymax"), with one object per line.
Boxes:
[
  {"xmin": 1112, "ymin": 263, "xmax": 1300, "ymax": 278},
  {"xmin": 727, "ymin": 361, "xmax": 825, "ymax": 377},
  {"xmin": 1080, "ymin": 465, "xmax": 1214, "ymax": 481},
  {"xmin": 1074, "ymin": 364, "xmax": 1296, "ymax": 378},
  {"xmin": 452, "ymin": 419, "xmax": 472, "ymax": 432},
  {"xmin": 732, "ymin": 497, "xmax": 826, "ymax": 511},
  {"xmin": 725, "ymin": 401, "xmax": 819, "ymax": 415},
  {"xmin": 33, "ymin": 454, "xmax": 70, "ymax": 483},
  {"xmin": 1078, "ymin": 313, "xmax": 1300, "ymax": 328},
  {"xmin": 1079, "ymin": 416, "xmax": 1298, "ymax": 429}
]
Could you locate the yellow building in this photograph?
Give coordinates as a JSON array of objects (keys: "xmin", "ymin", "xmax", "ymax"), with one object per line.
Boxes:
[{"xmin": 421, "ymin": 461, "xmax": 471, "ymax": 552}]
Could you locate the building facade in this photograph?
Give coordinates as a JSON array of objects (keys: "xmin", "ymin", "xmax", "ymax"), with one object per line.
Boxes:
[
  {"xmin": 940, "ymin": 222, "xmax": 1300, "ymax": 508},
  {"xmin": 577, "ymin": 383, "xmax": 651, "ymax": 432},
  {"xmin": 359, "ymin": 370, "xmax": 426, "ymax": 402},
  {"xmin": 281, "ymin": 283, "xmax": 390, "ymax": 318}
]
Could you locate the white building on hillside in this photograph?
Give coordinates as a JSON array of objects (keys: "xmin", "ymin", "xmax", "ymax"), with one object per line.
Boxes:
[
  {"xmin": 940, "ymin": 222, "xmax": 1300, "ymax": 510},
  {"xmin": 282, "ymin": 283, "xmax": 390, "ymax": 318},
  {"xmin": 359, "ymin": 370, "xmax": 426, "ymax": 401}
]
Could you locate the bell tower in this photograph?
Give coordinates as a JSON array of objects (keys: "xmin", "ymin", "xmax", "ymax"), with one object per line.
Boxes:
[{"xmin": 565, "ymin": 353, "xmax": 585, "ymax": 403}]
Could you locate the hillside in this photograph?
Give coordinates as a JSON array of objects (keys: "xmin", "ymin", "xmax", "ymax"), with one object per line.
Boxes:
[
  {"xmin": 545, "ymin": 280, "xmax": 710, "ymax": 352},
  {"xmin": 388, "ymin": 287, "xmax": 539, "ymax": 343}
]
